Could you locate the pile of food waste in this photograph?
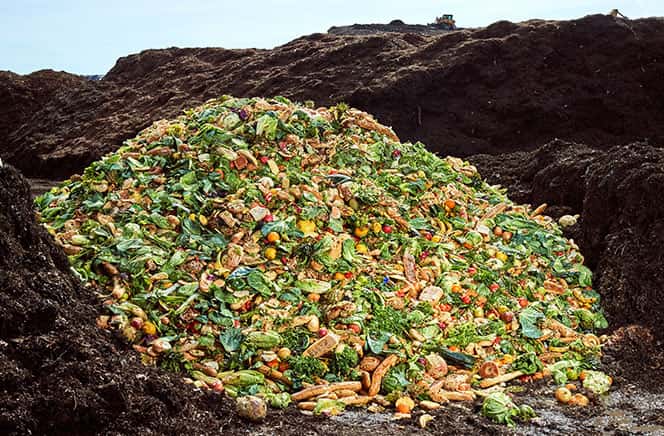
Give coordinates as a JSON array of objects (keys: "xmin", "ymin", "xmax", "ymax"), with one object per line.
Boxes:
[{"xmin": 35, "ymin": 96, "xmax": 611, "ymax": 425}]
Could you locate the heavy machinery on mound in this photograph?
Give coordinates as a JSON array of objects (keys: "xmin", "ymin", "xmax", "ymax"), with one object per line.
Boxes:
[{"xmin": 431, "ymin": 13, "xmax": 456, "ymax": 30}]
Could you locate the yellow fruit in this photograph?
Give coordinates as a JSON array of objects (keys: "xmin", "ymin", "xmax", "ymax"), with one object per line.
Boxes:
[
  {"xmin": 356, "ymin": 243, "xmax": 368, "ymax": 254},
  {"xmin": 496, "ymin": 252, "xmax": 508, "ymax": 262},
  {"xmin": 354, "ymin": 226, "xmax": 369, "ymax": 238},
  {"xmin": 333, "ymin": 272, "xmax": 345, "ymax": 281},
  {"xmin": 431, "ymin": 235, "xmax": 442, "ymax": 243},
  {"xmin": 266, "ymin": 232, "xmax": 280, "ymax": 243},
  {"xmin": 264, "ymin": 247, "xmax": 277, "ymax": 260},
  {"xmin": 297, "ymin": 220, "xmax": 316, "ymax": 234},
  {"xmin": 189, "ymin": 213, "xmax": 197, "ymax": 221},
  {"xmin": 371, "ymin": 222, "xmax": 382, "ymax": 233},
  {"xmin": 199, "ymin": 215, "xmax": 208, "ymax": 226},
  {"xmin": 395, "ymin": 396, "xmax": 415, "ymax": 414},
  {"xmin": 142, "ymin": 321, "xmax": 157, "ymax": 335}
]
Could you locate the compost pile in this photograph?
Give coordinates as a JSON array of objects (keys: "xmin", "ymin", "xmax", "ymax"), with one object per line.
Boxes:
[{"xmin": 35, "ymin": 96, "xmax": 610, "ymax": 422}]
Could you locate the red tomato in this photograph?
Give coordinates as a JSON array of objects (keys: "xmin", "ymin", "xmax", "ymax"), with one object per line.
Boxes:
[
  {"xmin": 468, "ymin": 266, "xmax": 477, "ymax": 275},
  {"xmin": 518, "ymin": 297, "xmax": 529, "ymax": 308},
  {"xmin": 348, "ymin": 324, "xmax": 362, "ymax": 334},
  {"xmin": 489, "ymin": 283, "xmax": 500, "ymax": 292},
  {"xmin": 382, "ymin": 224, "xmax": 393, "ymax": 234},
  {"xmin": 259, "ymin": 156, "xmax": 269, "ymax": 164},
  {"xmin": 461, "ymin": 295, "xmax": 471, "ymax": 304},
  {"xmin": 344, "ymin": 271, "xmax": 353, "ymax": 279}
]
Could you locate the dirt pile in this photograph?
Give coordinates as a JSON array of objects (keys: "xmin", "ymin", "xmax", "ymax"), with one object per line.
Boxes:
[
  {"xmin": 469, "ymin": 141, "xmax": 664, "ymax": 337},
  {"xmin": 2, "ymin": 14, "xmax": 664, "ymax": 179}
]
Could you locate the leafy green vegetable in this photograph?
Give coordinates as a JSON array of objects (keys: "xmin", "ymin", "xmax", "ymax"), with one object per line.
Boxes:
[
  {"xmin": 519, "ymin": 307, "xmax": 545, "ymax": 339},
  {"xmin": 582, "ymin": 370, "xmax": 612, "ymax": 394},
  {"xmin": 294, "ymin": 278, "xmax": 331, "ymax": 294},
  {"xmin": 288, "ymin": 356, "xmax": 327, "ymax": 383},
  {"xmin": 381, "ymin": 364, "xmax": 410, "ymax": 394},
  {"xmin": 330, "ymin": 345, "xmax": 359, "ymax": 377},
  {"xmin": 512, "ymin": 352, "xmax": 543, "ymax": 375},
  {"xmin": 220, "ymin": 327, "xmax": 243, "ymax": 352},
  {"xmin": 482, "ymin": 392, "xmax": 536, "ymax": 426}
]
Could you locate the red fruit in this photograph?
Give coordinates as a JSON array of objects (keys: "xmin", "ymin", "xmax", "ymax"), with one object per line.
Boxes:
[
  {"xmin": 318, "ymin": 328, "xmax": 328, "ymax": 337},
  {"xmin": 243, "ymin": 300, "xmax": 253, "ymax": 311},
  {"xmin": 281, "ymin": 256, "xmax": 288, "ymax": 265},
  {"xmin": 130, "ymin": 317, "xmax": 144, "ymax": 329},
  {"xmin": 468, "ymin": 266, "xmax": 477, "ymax": 275},
  {"xmin": 461, "ymin": 295, "xmax": 471, "ymax": 304},
  {"xmin": 438, "ymin": 322, "xmax": 447, "ymax": 330},
  {"xmin": 493, "ymin": 336, "xmax": 502, "ymax": 345},
  {"xmin": 348, "ymin": 324, "xmax": 361, "ymax": 334},
  {"xmin": 263, "ymin": 214, "xmax": 274, "ymax": 222},
  {"xmin": 489, "ymin": 283, "xmax": 500, "ymax": 293},
  {"xmin": 500, "ymin": 311, "xmax": 514, "ymax": 323},
  {"xmin": 392, "ymin": 149, "xmax": 402, "ymax": 158},
  {"xmin": 518, "ymin": 297, "xmax": 529, "ymax": 308},
  {"xmin": 259, "ymin": 156, "xmax": 269, "ymax": 164},
  {"xmin": 344, "ymin": 271, "xmax": 353, "ymax": 279},
  {"xmin": 424, "ymin": 232, "xmax": 433, "ymax": 240},
  {"xmin": 439, "ymin": 303, "xmax": 452, "ymax": 312},
  {"xmin": 382, "ymin": 224, "xmax": 393, "ymax": 234}
]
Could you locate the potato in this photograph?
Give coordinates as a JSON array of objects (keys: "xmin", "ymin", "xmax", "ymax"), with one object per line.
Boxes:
[{"xmin": 236, "ymin": 395, "xmax": 267, "ymax": 421}]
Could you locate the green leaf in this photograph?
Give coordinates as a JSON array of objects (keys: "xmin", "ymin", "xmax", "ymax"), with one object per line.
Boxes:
[
  {"xmin": 366, "ymin": 331, "xmax": 390, "ymax": 354},
  {"xmin": 256, "ymin": 113, "xmax": 279, "ymax": 139},
  {"xmin": 519, "ymin": 307, "xmax": 545, "ymax": 339},
  {"xmin": 247, "ymin": 271, "xmax": 273, "ymax": 297},
  {"xmin": 574, "ymin": 264, "xmax": 593, "ymax": 287},
  {"xmin": 295, "ymin": 278, "xmax": 331, "ymax": 294},
  {"xmin": 219, "ymin": 327, "xmax": 243, "ymax": 352}
]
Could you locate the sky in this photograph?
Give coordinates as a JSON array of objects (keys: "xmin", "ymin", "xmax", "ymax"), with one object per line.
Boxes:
[{"xmin": 1, "ymin": 0, "xmax": 662, "ymax": 75}]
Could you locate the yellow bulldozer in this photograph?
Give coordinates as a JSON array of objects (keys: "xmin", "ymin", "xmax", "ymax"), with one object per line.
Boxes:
[{"xmin": 432, "ymin": 13, "xmax": 456, "ymax": 30}]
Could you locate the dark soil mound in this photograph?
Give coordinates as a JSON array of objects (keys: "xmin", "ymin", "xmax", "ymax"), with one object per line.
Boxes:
[
  {"xmin": 2, "ymin": 14, "xmax": 664, "ymax": 179},
  {"xmin": 469, "ymin": 140, "xmax": 664, "ymax": 337}
]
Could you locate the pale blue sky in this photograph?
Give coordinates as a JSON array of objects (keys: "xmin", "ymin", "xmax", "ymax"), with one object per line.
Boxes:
[{"xmin": 1, "ymin": 0, "xmax": 662, "ymax": 75}]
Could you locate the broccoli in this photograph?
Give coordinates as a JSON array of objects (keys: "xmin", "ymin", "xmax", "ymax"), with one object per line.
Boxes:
[
  {"xmin": 368, "ymin": 305, "xmax": 408, "ymax": 336},
  {"xmin": 330, "ymin": 344, "xmax": 359, "ymax": 377},
  {"xmin": 288, "ymin": 355, "xmax": 327, "ymax": 384}
]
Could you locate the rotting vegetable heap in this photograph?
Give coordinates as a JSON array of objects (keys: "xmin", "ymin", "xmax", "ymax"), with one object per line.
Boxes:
[{"xmin": 35, "ymin": 96, "xmax": 611, "ymax": 424}]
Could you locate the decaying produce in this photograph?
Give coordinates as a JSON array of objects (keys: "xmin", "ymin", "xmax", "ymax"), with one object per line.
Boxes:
[{"xmin": 35, "ymin": 96, "xmax": 611, "ymax": 424}]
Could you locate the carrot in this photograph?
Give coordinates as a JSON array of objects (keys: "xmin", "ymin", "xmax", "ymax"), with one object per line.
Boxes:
[
  {"xmin": 291, "ymin": 381, "xmax": 362, "ymax": 401},
  {"xmin": 368, "ymin": 354, "xmax": 399, "ymax": 396}
]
